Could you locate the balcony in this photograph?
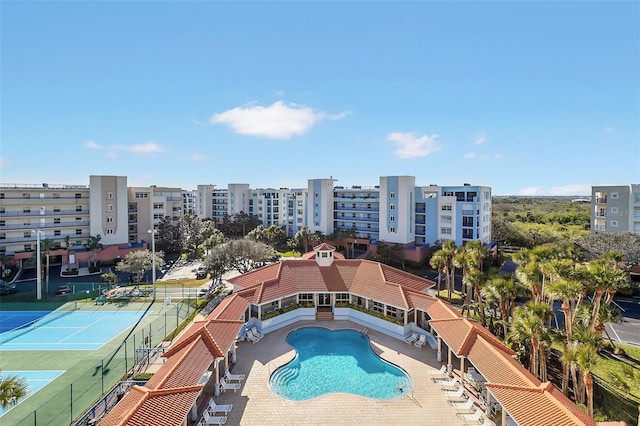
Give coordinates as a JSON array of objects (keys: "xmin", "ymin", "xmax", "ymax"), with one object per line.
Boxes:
[
  {"xmin": 595, "ymin": 197, "xmax": 608, "ymax": 204},
  {"xmin": 0, "ymin": 221, "xmax": 90, "ymax": 230},
  {"xmin": 0, "ymin": 209, "xmax": 88, "ymax": 217}
]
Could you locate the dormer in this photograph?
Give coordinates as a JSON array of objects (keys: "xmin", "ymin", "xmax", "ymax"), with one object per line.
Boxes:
[{"xmin": 313, "ymin": 243, "xmax": 336, "ymax": 267}]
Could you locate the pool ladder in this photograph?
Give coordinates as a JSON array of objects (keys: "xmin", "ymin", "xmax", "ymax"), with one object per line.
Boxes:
[{"xmin": 362, "ymin": 327, "xmax": 369, "ymax": 335}]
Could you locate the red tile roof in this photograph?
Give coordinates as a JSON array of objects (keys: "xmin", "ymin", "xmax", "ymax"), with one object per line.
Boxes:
[
  {"xmin": 313, "ymin": 242, "xmax": 336, "ymax": 251},
  {"xmin": 228, "ymin": 258, "xmax": 435, "ymax": 309},
  {"xmin": 208, "ymin": 294, "xmax": 249, "ymax": 321},
  {"xmin": 100, "ymin": 385, "xmax": 203, "ymax": 426},
  {"xmin": 145, "ymin": 337, "xmax": 213, "ymax": 390},
  {"xmin": 486, "ymin": 382, "xmax": 596, "ymax": 426}
]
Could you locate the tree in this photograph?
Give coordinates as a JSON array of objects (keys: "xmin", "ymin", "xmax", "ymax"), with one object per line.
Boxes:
[
  {"xmin": 434, "ymin": 241, "xmax": 457, "ymax": 300},
  {"xmin": 84, "ymin": 235, "xmax": 103, "ymax": 269},
  {"xmin": 584, "ymin": 257, "xmax": 629, "ymax": 333},
  {"xmin": 157, "ymin": 216, "xmax": 181, "ymax": 253},
  {"xmin": 294, "ymin": 226, "xmax": 313, "ymax": 254},
  {"xmin": 374, "ymin": 242, "xmax": 405, "ymax": 267},
  {"xmin": 116, "ymin": 249, "xmax": 165, "ymax": 283},
  {"xmin": 101, "ymin": 271, "xmax": 120, "ymax": 287},
  {"xmin": 429, "ymin": 252, "xmax": 446, "ymax": 295},
  {"xmin": 224, "ymin": 239, "xmax": 276, "ymax": 274},
  {"xmin": 41, "ymin": 238, "xmax": 55, "ymax": 292},
  {"xmin": 203, "ymin": 229, "xmax": 226, "ymax": 255},
  {"xmin": 483, "ymin": 275, "xmax": 526, "ymax": 337},
  {"xmin": 178, "ymin": 214, "xmax": 205, "ymax": 257},
  {"xmin": 509, "ymin": 302, "xmax": 553, "ymax": 381},
  {"xmin": 63, "ymin": 235, "xmax": 72, "ymax": 250},
  {"xmin": 574, "ymin": 232, "xmax": 640, "ymax": 264},
  {"xmin": 0, "ymin": 371, "xmax": 28, "ymax": 409}
]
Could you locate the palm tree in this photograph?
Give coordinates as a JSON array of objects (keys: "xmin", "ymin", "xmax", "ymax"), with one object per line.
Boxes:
[
  {"xmin": 546, "ymin": 278, "xmax": 583, "ymax": 344},
  {"xmin": 576, "ymin": 340, "xmax": 598, "ymax": 417},
  {"xmin": 509, "ymin": 302, "xmax": 553, "ymax": 381},
  {"xmin": 585, "ymin": 257, "xmax": 629, "ymax": 333},
  {"xmin": 294, "ymin": 227, "xmax": 312, "ymax": 254},
  {"xmin": 439, "ymin": 241, "xmax": 457, "ymax": 301},
  {"xmin": 0, "ymin": 371, "xmax": 28, "ymax": 409},
  {"xmin": 84, "ymin": 235, "xmax": 103, "ymax": 269},
  {"xmin": 41, "ymin": 238, "xmax": 55, "ymax": 293},
  {"xmin": 429, "ymin": 251, "xmax": 446, "ymax": 296},
  {"xmin": 483, "ymin": 275, "xmax": 526, "ymax": 338}
]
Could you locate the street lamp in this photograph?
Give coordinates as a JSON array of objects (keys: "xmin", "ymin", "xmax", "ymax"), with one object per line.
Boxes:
[
  {"xmin": 148, "ymin": 229, "xmax": 157, "ymax": 300},
  {"xmin": 31, "ymin": 229, "xmax": 43, "ymax": 300}
]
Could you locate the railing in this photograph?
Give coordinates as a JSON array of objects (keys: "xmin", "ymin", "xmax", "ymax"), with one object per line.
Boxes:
[
  {"xmin": 0, "ymin": 209, "xmax": 88, "ymax": 217},
  {"xmin": 0, "ymin": 221, "xmax": 90, "ymax": 230}
]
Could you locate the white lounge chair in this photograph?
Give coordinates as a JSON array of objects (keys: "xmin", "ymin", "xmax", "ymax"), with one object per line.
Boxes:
[
  {"xmin": 404, "ymin": 332, "xmax": 419, "ymax": 344},
  {"xmin": 208, "ymin": 398, "xmax": 233, "ymax": 415},
  {"xmin": 442, "ymin": 386, "xmax": 468, "ymax": 400},
  {"xmin": 250, "ymin": 326, "xmax": 264, "ymax": 338},
  {"xmin": 435, "ymin": 377, "xmax": 460, "ymax": 390},
  {"xmin": 457, "ymin": 409, "xmax": 485, "ymax": 425},
  {"xmin": 219, "ymin": 377, "xmax": 241, "ymax": 393},
  {"xmin": 427, "ymin": 365, "xmax": 448, "ymax": 378},
  {"xmin": 245, "ymin": 329, "xmax": 262, "ymax": 343},
  {"xmin": 201, "ymin": 411, "xmax": 227, "ymax": 425},
  {"xmin": 449, "ymin": 397, "xmax": 476, "ymax": 413},
  {"xmin": 414, "ymin": 334, "xmax": 427, "ymax": 348},
  {"xmin": 224, "ymin": 368, "xmax": 246, "ymax": 382}
]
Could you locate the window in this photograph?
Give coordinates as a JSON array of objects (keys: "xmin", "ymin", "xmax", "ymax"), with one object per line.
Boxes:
[
  {"xmin": 0, "ymin": 193, "xmax": 3, "ymax": 199},
  {"xmin": 106, "ymin": 228, "xmax": 114, "ymax": 235},
  {"xmin": 135, "ymin": 192, "xmax": 148, "ymax": 199},
  {"xmin": 336, "ymin": 293, "xmax": 350, "ymax": 303},
  {"xmin": 0, "ymin": 220, "xmax": 4, "ymax": 227},
  {"xmin": 441, "ymin": 215, "xmax": 452, "ymax": 223},
  {"xmin": 389, "ymin": 226, "xmax": 396, "ymax": 233},
  {"xmin": 315, "ymin": 192, "xmax": 319, "ymax": 198},
  {"xmin": 23, "ymin": 231, "xmax": 31, "ymax": 238},
  {"xmin": 441, "ymin": 204, "xmax": 452, "ymax": 211},
  {"xmin": 390, "ymin": 203, "xmax": 395, "ymax": 211},
  {"xmin": 54, "ymin": 218, "xmax": 61, "ymax": 224},
  {"xmin": 390, "ymin": 215, "xmax": 395, "ymax": 222},
  {"xmin": 76, "ymin": 217, "xmax": 82, "ymax": 221},
  {"xmin": 611, "ymin": 220, "xmax": 618, "ymax": 227},
  {"xmin": 75, "ymin": 240, "xmax": 82, "ymax": 246},
  {"xmin": 610, "ymin": 207, "xmax": 619, "ymax": 215},
  {"xmin": 76, "ymin": 229, "xmax": 82, "ymax": 235},
  {"xmin": 0, "ymin": 233, "xmax": 5, "ymax": 240},
  {"xmin": 372, "ymin": 301, "xmax": 384, "ymax": 314},
  {"xmin": 389, "ymin": 192, "xmax": 395, "ymax": 199},
  {"xmin": 441, "ymin": 227, "xmax": 452, "ymax": 235},
  {"xmin": 106, "ymin": 192, "xmax": 113, "ymax": 199},
  {"xmin": 299, "ymin": 293, "xmax": 313, "ymax": 302},
  {"xmin": 76, "ymin": 206, "xmax": 82, "ymax": 212},
  {"xmin": 611, "ymin": 192, "xmax": 619, "ymax": 199},
  {"xmin": 387, "ymin": 306, "xmax": 397, "ymax": 317},
  {"xmin": 23, "ymin": 193, "xmax": 31, "ymax": 199},
  {"xmin": 23, "ymin": 208, "xmax": 31, "ymax": 213},
  {"xmin": 54, "ymin": 207, "xmax": 61, "ymax": 213},
  {"xmin": 75, "ymin": 193, "xmax": 82, "ymax": 199},
  {"xmin": 107, "ymin": 204, "xmax": 113, "ymax": 212},
  {"xmin": 153, "ymin": 203, "xmax": 163, "ymax": 209},
  {"xmin": 53, "ymin": 193, "xmax": 60, "ymax": 199},
  {"xmin": 107, "ymin": 217, "xmax": 113, "ymax": 223},
  {"xmin": 54, "ymin": 230, "xmax": 61, "ymax": 236},
  {"xmin": 24, "ymin": 220, "xmax": 31, "ymax": 226},
  {"xmin": 424, "ymin": 192, "xmax": 437, "ymax": 199}
]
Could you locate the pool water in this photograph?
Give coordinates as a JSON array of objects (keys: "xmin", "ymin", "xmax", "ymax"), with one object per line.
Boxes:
[{"xmin": 270, "ymin": 327, "xmax": 412, "ymax": 401}]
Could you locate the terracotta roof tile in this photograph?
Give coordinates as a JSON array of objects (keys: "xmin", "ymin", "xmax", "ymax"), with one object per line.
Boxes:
[
  {"xmin": 104, "ymin": 385, "xmax": 203, "ymax": 426},
  {"xmin": 404, "ymin": 291, "xmax": 438, "ymax": 311},
  {"xmin": 145, "ymin": 337, "xmax": 212, "ymax": 390},
  {"xmin": 313, "ymin": 242, "xmax": 336, "ymax": 251},
  {"xmin": 486, "ymin": 382, "xmax": 596, "ymax": 426},
  {"xmin": 426, "ymin": 299, "xmax": 463, "ymax": 320},
  {"xmin": 208, "ymin": 294, "xmax": 249, "ymax": 320},
  {"xmin": 466, "ymin": 335, "xmax": 536, "ymax": 388}
]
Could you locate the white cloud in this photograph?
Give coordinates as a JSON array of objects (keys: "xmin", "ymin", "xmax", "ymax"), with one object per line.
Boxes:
[
  {"xmin": 84, "ymin": 140, "xmax": 166, "ymax": 157},
  {"xmin": 191, "ymin": 153, "xmax": 208, "ymax": 162},
  {"xmin": 387, "ymin": 132, "xmax": 442, "ymax": 159},
  {"xmin": 517, "ymin": 186, "xmax": 544, "ymax": 196},
  {"xmin": 548, "ymin": 184, "xmax": 591, "ymax": 196},
  {"xmin": 474, "ymin": 136, "xmax": 486, "ymax": 145},
  {"xmin": 210, "ymin": 101, "xmax": 346, "ymax": 140},
  {"xmin": 516, "ymin": 184, "xmax": 591, "ymax": 196},
  {"xmin": 85, "ymin": 140, "xmax": 103, "ymax": 149},
  {"xmin": 464, "ymin": 152, "xmax": 476, "ymax": 159}
]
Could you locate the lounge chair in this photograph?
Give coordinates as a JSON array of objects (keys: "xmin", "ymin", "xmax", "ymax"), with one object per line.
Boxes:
[
  {"xmin": 224, "ymin": 368, "xmax": 246, "ymax": 382},
  {"xmin": 435, "ymin": 377, "xmax": 460, "ymax": 390},
  {"xmin": 219, "ymin": 377, "xmax": 241, "ymax": 393},
  {"xmin": 208, "ymin": 398, "xmax": 233, "ymax": 415},
  {"xmin": 414, "ymin": 334, "xmax": 427, "ymax": 348},
  {"xmin": 404, "ymin": 332, "xmax": 419, "ymax": 344},
  {"xmin": 449, "ymin": 398, "xmax": 476, "ymax": 413},
  {"xmin": 442, "ymin": 386, "xmax": 468, "ymax": 400},
  {"xmin": 427, "ymin": 365, "xmax": 448, "ymax": 378},
  {"xmin": 201, "ymin": 411, "xmax": 227, "ymax": 425},
  {"xmin": 245, "ymin": 329, "xmax": 262, "ymax": 343},
  {"xmin": 250, "ymin": 326, "xmax": 264, "ymax": 338},
  {"xmin": 457, "ymin": 409, "xmax": 485, "ymax": 425}
]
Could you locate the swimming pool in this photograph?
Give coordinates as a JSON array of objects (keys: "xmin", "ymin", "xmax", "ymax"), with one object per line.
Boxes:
[{"xmin": 270, "ymin": 327, "xmax": 412, "ymax": 401}]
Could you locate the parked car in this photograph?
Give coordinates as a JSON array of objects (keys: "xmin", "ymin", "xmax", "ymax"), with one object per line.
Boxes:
[
  {"xmin": 56, "ymin": 285, "xmax": 71, "ymax": 295},
  {"xmin": 196, "ymin": 266, "xmax": 207, "ymax": 279},
  {"xmin": 0, "ymin": 281, "xmax": 17, "ymax": 295}
]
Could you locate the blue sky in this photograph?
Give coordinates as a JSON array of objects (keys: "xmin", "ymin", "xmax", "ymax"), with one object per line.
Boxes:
[{"xmin": 1, "ymin": 1, "xmax": 638, "ymax": 195}]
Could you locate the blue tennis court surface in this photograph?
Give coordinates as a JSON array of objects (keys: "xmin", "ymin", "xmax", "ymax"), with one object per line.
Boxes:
[
  {"xmin": 0, "ymin": 370, "xmax": 64, "ymax": 417},
  {"xmin": 0, "ymin": 310, "xmax": 147, "ymax": 350},
  {"xmin": 0, "ymin": 311, "xmax": 50, "ymax": 333}
]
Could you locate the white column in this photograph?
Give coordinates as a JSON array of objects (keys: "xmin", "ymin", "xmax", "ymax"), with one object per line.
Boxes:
[{"xmin": 437, "ymin": 337, "xmax": 442, "ymax": 362}]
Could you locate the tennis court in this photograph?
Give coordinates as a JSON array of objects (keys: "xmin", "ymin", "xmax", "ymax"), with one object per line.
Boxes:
[
  {"xmin": 0, "ymin": 370, "xmax": 64, "ymax": 417},
  {"xmin": 0, "ymin": 310, "xmax": 148, "ymax": 351}
]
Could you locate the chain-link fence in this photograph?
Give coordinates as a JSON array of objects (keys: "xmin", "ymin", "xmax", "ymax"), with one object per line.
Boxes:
[{"xmin": 14, "ymin": 300, "xmax": 196, "ymax": 426}]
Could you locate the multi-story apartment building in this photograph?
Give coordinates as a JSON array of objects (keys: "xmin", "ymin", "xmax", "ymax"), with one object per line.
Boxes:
[
  {"xmin": 182, "ymin": 189, "xmax": 197, "ymax": 216},
  {"xmin": 591, "ymin": 185, "xmax": 640, "ymax": 235},
  {"xmin": 0, "ymin": 177, "xmax": 186, "ymax": 267}
]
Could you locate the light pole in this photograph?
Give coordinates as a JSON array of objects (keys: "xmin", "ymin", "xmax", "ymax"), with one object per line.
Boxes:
[
  {"xmin": 148, "ymin": 229, "xmax": 157, "ymax": 300},
  {"xmin": 32, "ymin": 229, "xmax": 42, "ymax": 300}
]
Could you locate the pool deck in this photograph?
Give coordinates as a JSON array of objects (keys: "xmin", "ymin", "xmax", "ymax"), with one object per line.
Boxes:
[{"xmin": 206, "ymin": 320, "xmax": 471, "ymax": 425}]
